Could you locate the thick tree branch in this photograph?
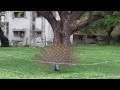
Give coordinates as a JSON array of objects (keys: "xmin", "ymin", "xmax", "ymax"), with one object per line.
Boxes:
[
  {"xmin": 58, "ymin": 11, "xmax": 70, "ymax": 21},
  {"xmin": 37, "ymin": 11, "xmax": 60, "ymax": 31},
  {"xmin": 71, "ymin": 12, "xmax": 111, "ymax": 35},
  {"xmin": 70, "ymin": 11, "xmax": 86, "ymax": 21}
]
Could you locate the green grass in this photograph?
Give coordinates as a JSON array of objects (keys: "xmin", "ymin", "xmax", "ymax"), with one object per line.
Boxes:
[{"xmin": 1, "ymin": 45, "xmax": 120, "ymax": 79}]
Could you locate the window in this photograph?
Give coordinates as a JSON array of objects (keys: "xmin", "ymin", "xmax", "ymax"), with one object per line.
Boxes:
[
  {"xmin": 13, "ymin": 11, "xmax": 26, "ymax": 18},
  {"xmin": 14, "ymin": 31, "xmax": 18, "ymax": 37},
  {"xmin": 19, "ymin": 31, "xmax": 25, "ymax": 38},
  {"xmin": 35, "ymin": 31, "xmax": 41, "ymax": 38},
  {"xmin": 13, "ymin": 31, "xmax": 25, "ymax": 38}
]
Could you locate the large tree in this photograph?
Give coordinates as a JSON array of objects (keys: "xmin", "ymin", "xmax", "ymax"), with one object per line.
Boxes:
[
  {"xmin": 37, "ymin": 11, "xmax": 112, "ymax": 46},
  {"xmin": 0, "ymin": 11, "xmax": 9, "ymax": 47},
  {"xmin": 37, "ymin": 11, "xmax": 113, "ymax": 64}
]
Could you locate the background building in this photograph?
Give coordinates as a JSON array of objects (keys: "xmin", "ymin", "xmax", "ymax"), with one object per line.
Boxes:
[{"xmin": 3, "ymin": 11, "xmax": 73, "ymax": 47}]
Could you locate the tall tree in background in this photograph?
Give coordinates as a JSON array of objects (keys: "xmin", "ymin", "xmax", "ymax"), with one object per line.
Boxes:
[{"xmin": 0, "ymin": 11, "xmax": 9, "ymax": 47}]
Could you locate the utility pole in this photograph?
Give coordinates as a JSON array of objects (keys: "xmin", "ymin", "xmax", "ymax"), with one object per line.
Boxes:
[
  {"xmin": 41, "ymin": 17, "xmax": 46, "ymax": 46},
  {"xmin": 31, "ymin": 11, "xmax": 36, "ymax": 46}
]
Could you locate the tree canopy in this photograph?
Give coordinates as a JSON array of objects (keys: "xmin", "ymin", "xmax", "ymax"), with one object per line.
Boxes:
[{"xmin": 81, "ymin": 11, "xmax": 120, "ymax": 33}]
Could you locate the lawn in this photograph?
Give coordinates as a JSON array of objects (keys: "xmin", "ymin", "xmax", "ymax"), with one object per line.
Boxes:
[{"xmin": 0, "ymin": 45, "xmax": 120, "ymax": 79}]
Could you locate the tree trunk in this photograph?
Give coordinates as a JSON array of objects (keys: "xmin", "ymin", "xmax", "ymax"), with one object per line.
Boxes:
[
  {"xmin": 107, "ymin": 32, "xmax": 112, "ymax": 45},
  {"xmin": 53, "ymin": 29, "xmax": 71, "ymax": 47},
  {"xmin": 0, "ymin": 27, "xmax": 9, "ymax": 47},
  {"xmin": 0, "ymin": 36, "xmax": 9, "ymax": 47},
  {"xmin": 62, "ymin": 33, "xmax": 71, "ymax": 46},
  {"xmin": 53, "ymin": 30, "xmax": 62, "ymax": 46},
  {"xmin": 107, "ymin": 27, "xmax": 114, "ymax": 45}
]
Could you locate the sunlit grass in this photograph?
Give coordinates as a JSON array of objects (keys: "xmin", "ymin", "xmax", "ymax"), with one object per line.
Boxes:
[{"xmin": 0, "ymin": 45, "xmax": 120, "ymax": 79}]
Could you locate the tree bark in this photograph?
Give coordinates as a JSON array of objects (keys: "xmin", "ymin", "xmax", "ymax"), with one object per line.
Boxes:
[
  {"xmin": 53, "ymin": 30, "xmax": 62, "ymax": 45},
  {"xmin": 53, "ymin": 29, "xmax": 71, "ymax": 46},
  {"xmin": 62, "ymin": 35, "xmax": 71, "ymax": 46}
]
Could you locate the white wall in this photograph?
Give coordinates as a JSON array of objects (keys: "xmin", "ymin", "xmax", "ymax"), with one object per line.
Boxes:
[
  {"xmin": 44, "ymin": 18, "xmax": 54, "ymax": 44},
  {"xmin": 35, "ymin": 18, "xmax": 42, "ymax": 30},
  {"xmin": 4, "ymin": 11, "xmax": 73, "ymax": 46},
  {"xmin": 6, "ymin": 11, "xmax": 31, "ymax": 45}
]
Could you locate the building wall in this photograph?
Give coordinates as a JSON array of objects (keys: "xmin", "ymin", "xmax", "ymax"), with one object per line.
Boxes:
[
  {"xmin": 5, "ymin": 11, "xmax": 31, "ymax": 46},
  {"xmin": 4, "ymin": 11, "xmax": 73, "ymax": 47},
  {"xmin": 35, "ymin": 17, "xmax": 54, "ymax": 46}
]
